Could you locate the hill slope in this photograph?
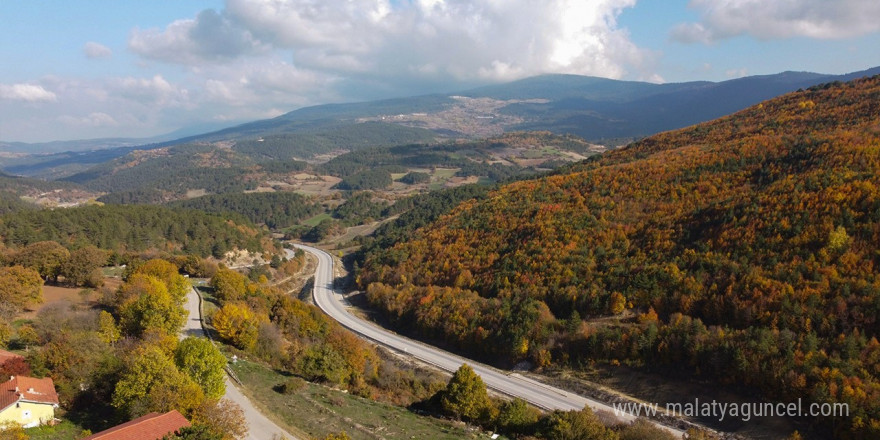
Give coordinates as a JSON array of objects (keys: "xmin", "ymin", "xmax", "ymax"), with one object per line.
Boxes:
[
  {"xmin": 0, "ymin": 171, "xmax": 97, "ymax": 209},
  {"xmin": 0, "ymin": 204, "xmax": 269, "ymax": 256},
  {"xmin": 60, "ymin": 132, "xmax": 599, "ymax": 204},
  {"xmin": 190, "ymin": 67, "xmax": 880, "ymax": 145},
  {"xmin": 359, "ymin": 76, "xmax": 880, "ymax": 436},
  {"xmin": 5, "ymin": 68, "xmax": 877, "ymax": 180}
]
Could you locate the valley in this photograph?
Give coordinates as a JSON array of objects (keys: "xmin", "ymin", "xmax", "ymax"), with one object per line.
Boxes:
[
  {"xmin": 6, "ymin": 1, "xmax": 880, "ymax": 438},
  {"xmin": 1, "ymin": 70, "xmax": 879, "ymax": 440}
]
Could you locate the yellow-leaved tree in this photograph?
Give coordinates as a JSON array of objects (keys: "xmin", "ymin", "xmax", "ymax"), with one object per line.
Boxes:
[{"xmin": 212, "ymin": 302, "xmax": 260, "ymax": 350}]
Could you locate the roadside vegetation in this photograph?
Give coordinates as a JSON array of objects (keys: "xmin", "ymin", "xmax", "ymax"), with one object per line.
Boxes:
[
  {"xmin": 0, "ymin": 254, "xmax": 247, "ymax": 439},
  {"xmin": 203, "ymin": 257, "xmax": 447, "ymax": 407}
]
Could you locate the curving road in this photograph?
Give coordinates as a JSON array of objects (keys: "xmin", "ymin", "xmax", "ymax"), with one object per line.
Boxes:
[
  {"xmin": 292, "ymin": 244, "xmax": 685, "ymax": 437},
  {"xmin": 183, "ymin": 286, "xmax": 297, "ymax": 440}
]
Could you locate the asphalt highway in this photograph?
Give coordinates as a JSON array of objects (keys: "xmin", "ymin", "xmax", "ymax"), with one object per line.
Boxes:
[{"xmin": 292, "ymin": 243, "xmax": 685, "ymax": 437}]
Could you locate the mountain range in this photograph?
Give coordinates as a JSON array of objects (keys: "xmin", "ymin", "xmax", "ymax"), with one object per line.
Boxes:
[
  {"xmin": 2, "ymin": 66, "xmax": 878, "ymax": 180},
  {"xmin": 171, "ymin": 66, "xmax": 880, "ymax": 145}
]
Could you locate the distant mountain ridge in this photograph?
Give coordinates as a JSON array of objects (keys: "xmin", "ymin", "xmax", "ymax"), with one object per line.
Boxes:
[
  {"xmin": 191, "ymin": 67, "xmax": 880, "ymax": 144},
  {"xmin": 2, "ymin": 66, "xmax": 878, "ymax": 179},
  {"xmin": 0, "ymin": 122, "xmax": 234, "ymax": 154}
]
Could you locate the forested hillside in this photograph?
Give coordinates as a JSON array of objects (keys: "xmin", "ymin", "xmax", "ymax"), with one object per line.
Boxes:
[
  {"xmin": 0, "ymin": 171, "xmax": 80, "ymax": 194},
  {"xmin": 0, "ymin": 192, "xmax": 35, "ymax": 215},
  {"xmin": 63, "ymin": 132, "xmax": 595, "ymax": 207},
  {"xmin": 63, "ymin": 144, "xmax": 261, "ymax": 196},
  {"xmin": 319, "ymin": 132, "xmax": 595, "ymax": 177},
  {"xmin": 359, "ymin": 76, "xmax": 880, "ymax": 436},
  {"xmin": 0, "ymin": 172, "xmax": 96, "ymax": 209},
  {"xmin": 232, "ymin": 122, "xmax": 438, "ymax": 161},
  {"xmin": 0, "ymin": 204, "xmax": 269, "ymax": 257},
  {"xmin": 167, "ymin": 192, "xmax": 322, "ymax": 229}
]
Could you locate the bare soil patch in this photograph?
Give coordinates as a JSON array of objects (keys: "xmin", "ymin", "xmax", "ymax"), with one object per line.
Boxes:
[{"xmin": 20, "ymin": 284, "xmax": 88, "ymax": 319}]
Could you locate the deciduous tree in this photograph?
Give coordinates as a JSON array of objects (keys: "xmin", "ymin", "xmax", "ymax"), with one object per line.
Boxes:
[
  {"xmin": 212, "ymin": 303, "xmax": 259, "ymax": 350},
  {"xmin": 210, "ymin": 268, "xmax": 248, "ymax": 302},
  {"xmin": 112, "ymin": 345, "xmax": 204, "ymax": 417},
  {"xmin": 189, "ymin": 399, "xmax": 248, "ymax": 440},
  {"xmin": 539, "ymin": 407, "xmax": 616, "ymax": 440},
  {"xmin": 11, "ymin": 240, "xmax": 69, "ymax": 282},
  {"xmin": 134, "ymin": 259, "xmax": 190, "ymax": 304},
  {"xmin": 61, "ymin": 246, "xmax": 107, "ymax": 287},
  {"xmin": 440, "ymin": 364, "xmax": 494, "ymax": 422},
  {"xmin": 98, "ymin": 310, "xmax": 121, "ymax": 344},
  {"xmin": 175, "ymin": 337, "xmax": 227, "ymax": 399},
  {"xmin": 0, "ymin": 265, "xmax": 43, "ymax": 319},
  {"xmin": 118, "ymin": 274, "xmax": 186, "ymax": 336},
  {"xmin": 495, "ymin": 398, "xmax": 540, "ymax": 435}
]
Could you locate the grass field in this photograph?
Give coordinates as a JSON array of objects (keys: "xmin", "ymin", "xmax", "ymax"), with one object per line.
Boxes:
[
  {"xmin": 476, "ymin": 177, "xmax": 494, "ymax": 185},
  {"xmin": 431, "ymin": 168, "xmax": 458, "ymax": 180},
  {"xmin": 101, "ymin": 266, "xmax": 125, "ymax": 278},
  {"xmin": 17, "ymin": 284, "xmax": 90, "ymax": 320},
  {"xmin": 229, "ymin": 359, "xmax": 482, "ymax": 440},
  {"xmin": 303, "ymin": 212, "xmax": 333, "ymax": 227}
]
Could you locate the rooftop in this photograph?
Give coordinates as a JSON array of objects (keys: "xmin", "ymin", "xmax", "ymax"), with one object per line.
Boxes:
[
  {"xmin": 0, "ymin": 349, "xmax": 24, "ymax": 365},
  {"xmin": 0, "ymin": 375, "xmax": 59, "ymax": 413},
  {"xmin": 81, "ymin": 410, "xmax": 191, "ymax": 440}
]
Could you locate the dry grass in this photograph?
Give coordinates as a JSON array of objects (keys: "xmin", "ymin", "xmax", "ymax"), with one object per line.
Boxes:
[{"xmin": 19, "ymin": 284, "xmax": 91, "ymax": 320}]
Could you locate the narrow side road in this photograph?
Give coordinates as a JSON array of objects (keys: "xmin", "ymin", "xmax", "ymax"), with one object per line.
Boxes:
[
  {"xmin": 292, "ymin": 243, "xmax": 685, "ymax": 437},
  {"xmin": 182, "ymin": 286, "xmax": 297, "ymax": 440}
]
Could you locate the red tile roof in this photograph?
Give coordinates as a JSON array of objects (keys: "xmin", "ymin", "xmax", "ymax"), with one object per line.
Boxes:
[
  {"xmin": 0, "ymin": 375, "xmax": 59, "ymax": 413},
  {"xmin": 0, "ymin": 349, "xmax": 24, "ymax": 365},
  {"xmin": 81, "ymin": 410, "xmax": 191, "ymax": 440}
]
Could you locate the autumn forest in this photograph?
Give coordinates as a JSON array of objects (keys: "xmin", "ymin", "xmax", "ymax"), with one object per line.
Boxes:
[{"xmin": 359, "ymin": 76, "xmax": 880, "ymax": 437}]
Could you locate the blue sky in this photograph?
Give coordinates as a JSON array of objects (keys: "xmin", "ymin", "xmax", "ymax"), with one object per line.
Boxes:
[{"xmin": 2, "ymin": 0, "xmax": 879, "ymax": 143}]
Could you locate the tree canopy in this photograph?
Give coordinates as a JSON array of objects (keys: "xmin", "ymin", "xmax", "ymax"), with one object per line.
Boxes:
[
  {"xmin": 175, "ymin": 337, "xmax": 227, "ymax": 400},
  {"xmin": 439, "ymin": 364, "xmax": 493, "ymax": 422},
  {"xmin": 358, "ymin": 76, "xmax": 880, "ymax": 437},
  {"xmin": 0, "ymin": 204, "xmax": 266, "ymax": 257}
]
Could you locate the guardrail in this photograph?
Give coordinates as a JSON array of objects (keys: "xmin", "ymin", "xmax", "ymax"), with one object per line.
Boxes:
[{"xmin": 191, "ymin": 285, "xmax": 243, "ymax": 385}]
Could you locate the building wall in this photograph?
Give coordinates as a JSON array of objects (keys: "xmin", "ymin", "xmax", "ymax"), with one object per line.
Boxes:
[{"xmin": 0, "ymin": 401, "xmax": 56, "ymax": 428}]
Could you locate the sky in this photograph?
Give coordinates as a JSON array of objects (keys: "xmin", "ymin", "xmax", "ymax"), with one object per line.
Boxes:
[{"xmin": 1, "ymin": 0, "xmax": 879, "ymax": 143}]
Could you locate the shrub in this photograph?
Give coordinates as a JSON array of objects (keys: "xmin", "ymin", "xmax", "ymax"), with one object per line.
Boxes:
[{"xmin": 276, "ymin": 377, "xmax": 307, "ymax": 395}]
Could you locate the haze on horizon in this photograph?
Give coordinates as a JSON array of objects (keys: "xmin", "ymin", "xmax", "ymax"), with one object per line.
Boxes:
[{"xmin": 2, "ymin": 0, "xmax": 879, "ymax": 143}]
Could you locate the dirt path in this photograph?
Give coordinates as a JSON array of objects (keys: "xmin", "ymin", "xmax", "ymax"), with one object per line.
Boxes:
[{"xmin": 182, "ymin": 286, "xmax": 297, "ymax": 440}]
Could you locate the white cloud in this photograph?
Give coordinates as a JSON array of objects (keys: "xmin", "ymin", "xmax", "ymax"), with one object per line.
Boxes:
[
  {"xmin": 0, "ymin": 83, "xmax": 57, "ymax": 102},
  {"xmin": 670, "ymin": 23, "xmax": 713, "ymax": 45},
  {"xmin": 672, "ymin": 0, "xmax": 880, "ymax": 43},
  {"xmin": 1, "ymin": 75, "xmax": 199, "ymax": 142},
  {"xmin": 5, "ymin": 1, "xmax": 659, "ymax": 142},
  {"xmin": 83, "ymin": 42, "xmax": 113, "ymax": 59},
  {"xmin": 130, "ymin": 0, "xmax": 649, "ymax": 83},
  {"xmin": 113, "ymin": 75, "xmax": 190, "ymax": 108},
  {"xmin": 226, "ymin": 0, "xmax": 391, "ymax": 53},
  {"xmin": 58, "ymin": 112, "xmax": 118, "ymax": 127},
  {"xmin": 213, "ymin": 61, "xmax": 347, "ymax": 124},
  {"xmin": 725, "ymin": 68, "xmax": 749, "ymax": 78},
  {"xmin": 129, "ymin": 9, "xmax": 267, "ymax": 64}
]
